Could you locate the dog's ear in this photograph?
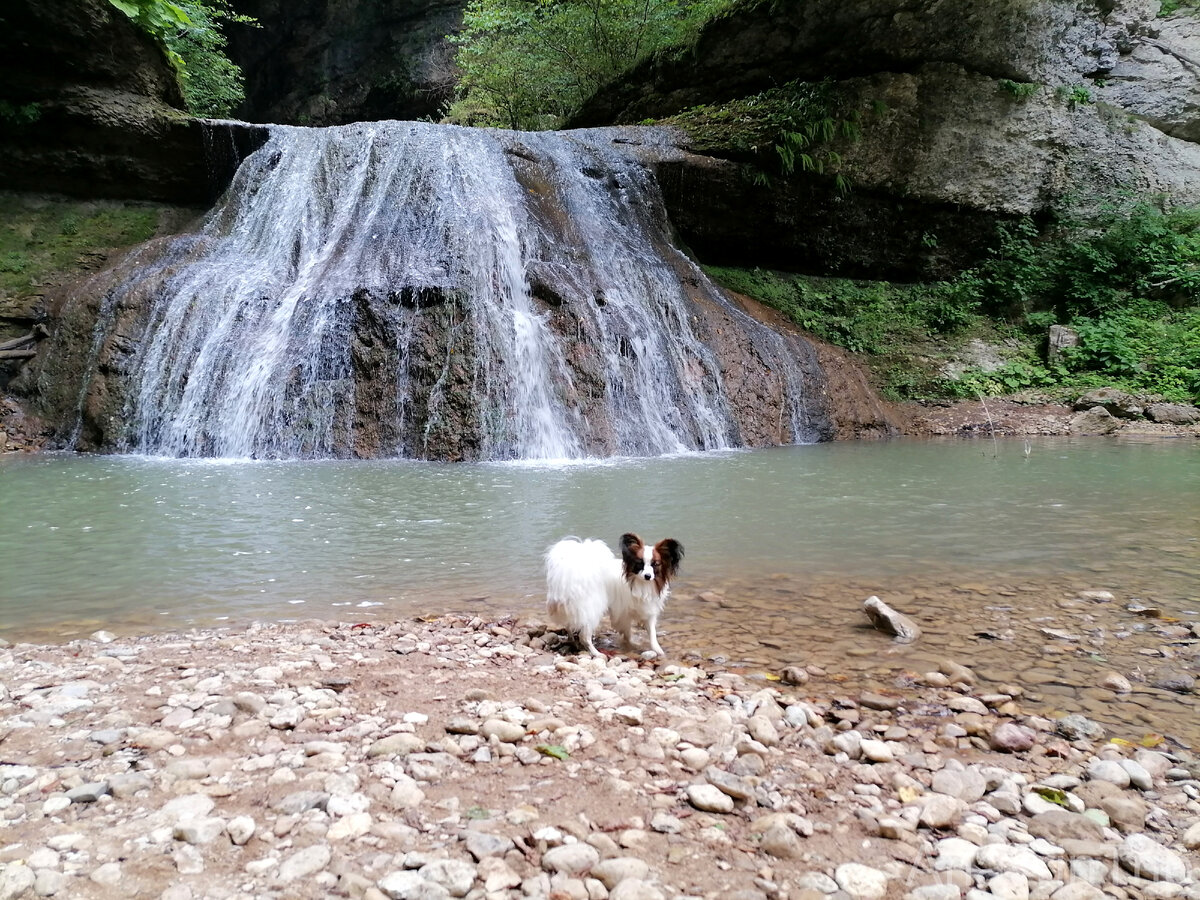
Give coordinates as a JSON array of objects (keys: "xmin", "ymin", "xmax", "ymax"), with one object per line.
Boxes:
[
  {"xmin": 620, "ymin": 533, "xmax": 642, "ymax": 565},
  {"xmin": 655, "ymin": 538, "xmax": 683, "ymax": 577}
]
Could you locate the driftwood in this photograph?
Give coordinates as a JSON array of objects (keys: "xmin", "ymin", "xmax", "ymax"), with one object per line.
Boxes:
[
  {"xmin": 0, "ymin": 334, "xmax": 34, "ymax": 352},
  {"xmin": 0, "ymin": 349, "xmax": 37, "ymax": 360},
  {"xmin": 863, "ymin": 595, "xmax": 922, "ymax": 644}
]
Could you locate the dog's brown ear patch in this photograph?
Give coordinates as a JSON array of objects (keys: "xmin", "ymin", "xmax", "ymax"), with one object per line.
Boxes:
[
  {"xmin": 620, "ymin": 533, "xmax": 643, "ymax": 581},
  {"xmin": 654, "ymin": 538, "xmax": 683, "ymax": 578},
  {"xmin": 620, "ymin": 532, "xmax": 642, "ymax": 560}
]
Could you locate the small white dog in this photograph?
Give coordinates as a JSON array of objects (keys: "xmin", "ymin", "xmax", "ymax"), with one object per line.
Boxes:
[{"xmin": 545, "ymin": 532, "xmax": 684, "ymax": 658}]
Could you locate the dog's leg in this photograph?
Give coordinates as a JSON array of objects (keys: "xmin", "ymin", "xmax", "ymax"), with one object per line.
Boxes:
[
  {"xmin": 645, "ymin": 614, "xmax": 664, "ymax": 658},
  {"xmin": 612, "ymin": 611, "xmax": 634, "ymax": 652},
  {"xmin": 579, "ymin": 624, "xmax": 603, "ymax": 658}
]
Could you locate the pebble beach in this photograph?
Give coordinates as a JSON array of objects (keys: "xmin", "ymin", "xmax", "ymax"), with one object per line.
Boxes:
[{"xmin": 1, "ymin": 613, "xmax": 1199, "ymax": 900}]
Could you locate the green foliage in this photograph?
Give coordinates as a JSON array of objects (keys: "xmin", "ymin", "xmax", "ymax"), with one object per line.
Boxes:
[
  {"xmin": 709, "ymin": 202, "xmax": 1200, "ymax": 404},
  {"xmin": 1159, "ymin": 0, "xmax": 1200, "ymax": 16},
  {"xmin": 166, "ymin": 0, "xmax": 253, "ymax": 118},
  {"xmin": 107, "ymin": 0, "xmax": 252, "ymax": 118},
  {"xmin": 664, "ymin": 80, "xmax": 860, "ymax": 187},
  {"xmin": 446, "ymin": 0, "xmax": 733, "ymax": 129},
  {"xmin": 1055, "ymin": 84, "xmax": 1093, "ymax": 108},
  {"xmin": 968, "ymin": 204, "xmax": 1200, "ymax": 321},
  {"xmin": 948, "ymin": 202, "xmax": 1200, "ymax": 401},
  {"xmin": 937, "ymin": 355, "xmax": 1061, "ymax": 399},
  {"xmin": 0, "ymin": 101, "xmax": 42, "ymax": 126},
  {"xmin": 0, "ymin": 196, "xmax": 162, "ymax": 301},
  {"xmin": 107, "ymin": 0, "xmax": 192, "ymax": 68},
  {"xmin": 998, "ymin": 79, "xmax": 1039, "ymax": 100},
  {"xmin": 704, "ymin": 266, "xmax": 980, "ymax": 397}
]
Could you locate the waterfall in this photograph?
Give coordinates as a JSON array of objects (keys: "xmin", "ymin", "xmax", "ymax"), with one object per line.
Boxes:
[{"xmin": 73, "ymin": 122, "xmax": 831, "ymax": 460}]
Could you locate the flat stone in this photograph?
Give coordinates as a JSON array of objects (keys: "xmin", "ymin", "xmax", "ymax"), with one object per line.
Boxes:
[
  {"xmin": 275, "ymin": 790, "xmax": 329, "ymax": 815},
  {"xmin": 863, "ymin": 596, "xmax": 921, "ymax": 643},
  {"xmin": 1026, "ymin": 810, "xmax": 1105, "ymax": 844},
  {"xmin": 419, "ymin": 859, "xmax": 476, "ymax": 897},
  {"xmin": 1119, "ymin": 758, "xmax": 1153, "ymax": 791},
  {"xmin": 173, "ymin": 816, "xmax": 225, "ymax": 844},
  {"xmin": 834, "ymin": 863, "xmax": 889, "ymax": 899},
  {"xmin": 990, "ymin": 723, "xmax": 1036, "ymax": 753},
  {"xmin": 614, "ymin": 705, "xmax": 644, "ymax": 725},
  {"xmin": 747, "ymin": 715, "xmax": 779, "ymax": 746},
  {"xmin": 1100, "ymin": 673, "xmax": 1132, "ymax": 693},
  {"xmin": 860, "ymin": 692, "xmax": 900, "ymax": 711},
  {"xmin": 1146, "ymin": 402, "xmax": 1200, "ymax": 425},
  {"xmin": 66, "ymin": 782, "xmax": 110, "ymax": 803},
  {"xmin": 705, "ymin": 766, "xmax": 754, "ymax": 801},
  {"xmin": 1182, "ymin": 821, "xmax": 1200, "ymax": 850},
  {"xmin": 761, "ymin": 824, "xmax": 802, "ymax": 859},
  {"xmin": 477, "ymin": 858, "xmax": 521, "ymax": 892},
  {"xmin": 228, "ymin": 815, "xmax": 256, "ymax": 845},
  {"xmin": 327, "ymin": 812, "xmax": 372, "ymax": 840},
  {"xmin": 908, "ymin": 886, "xmax": 963, "ymax": 900},
  {"xmin": 609, "ymin": 880, "xmax": 666, "ymax": 900},
  {"xmin": 591, "ymin": 857, "xmax": 651, "ymax": 889},
  {"xmin": 1087, "ymin": 759, "xmax": 1130, "ymax": 788},
  {"xmin": 277, "ymin": 844, "xmax": 331, "ymax": 883},
  {"xmin": 687, "ymin": 783, "xmax": 734, "ymax": 813},
  {"xmin": 1051, "ymin": 883, "xmax": 1106, "ymax": 900},
  {"xmin": 388, "ymin": 776, "xmax": 426, "ymax": 810},
  {"xmin": 463, "ymin": 831, "xmax": 515, "ymax": 860},
  {"xmin": 1098, "ymin": 795, "xmax": 1148, "ymax": 832},
  {"xmin": 796, "ymin": 872, "xmax": 840, "ymax": 893},
  {"xmin": 920, "ymin": 793, "xmax": 965, "ymax": 829},
  {"xmin": 1117, "ymin": 833, "xmax": 1187, "ymax": 882},
  {"xmin": 974, "ymin": 845, "xmax": 1052, "ymax": 880},
  {"xmin": 932, "ymin": 767, "xmax": 986, "ymax": 802},
  {"xmin": 378, "ymin": 871, "xmax": 450, "ymax": 899},
  {"xmin": 541, "ymin": 843, "xmax": 600, "ymax": 876},
  {"xmin": 860, "ymin": 739, "xmax": 894, "ymax": 763},
  {"xmin": 1057, "ymin": 715, "xmax": 1105, "ymax": 741},
  {"xmin": 368, "ymin": 733, "xmax": 425, "ymax": 757},
  {"xmin": 480, "ymin": 719, "xmax": 526, "ymax": 743},
  {"xmin": 989, "ymin": 871, "xmax": 1030, "ymax": 900}
]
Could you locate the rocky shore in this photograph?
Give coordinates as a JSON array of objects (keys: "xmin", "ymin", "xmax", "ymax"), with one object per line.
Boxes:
[{"xmin": 1, "ymin": 616, "xmax": 1198, "ymax": 900}]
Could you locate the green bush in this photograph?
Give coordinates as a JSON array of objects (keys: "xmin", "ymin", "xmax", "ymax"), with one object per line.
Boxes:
[
  {"xmin": 664, "ymin": 80, "xmax": 861, "ymax": 188},
  {"xmin": 947, "ymin": 202, "xmax": 1200, "ymax": 401},
  {"xmin": 446, "ymin": 0, "xmax": 733, "ymax": 130},
  {"xmin": 707, "ymin": 202, "xmax": 1200, "ymax": 404},
  {"xmin": 107, "ymin": 0, "xmax": 252, "ymax": 118}
]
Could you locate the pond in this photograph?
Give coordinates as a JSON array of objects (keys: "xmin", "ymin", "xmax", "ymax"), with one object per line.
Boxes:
[{"xmin": 2, "ymin": 437, "xmax": 1198, "ymax": 742}]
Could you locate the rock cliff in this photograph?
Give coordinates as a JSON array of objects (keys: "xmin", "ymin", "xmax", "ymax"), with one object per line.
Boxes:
[
  {"xmin": 573, "ymin": 0, "xmax": 1200, "ymax": 276},
  {"xmin": 226, "ymin": 0, "xmax": 464, "ymax": 125},
  {"xmin": 0, "ymin": 0, "xmax": 267, "ymax": 205}
]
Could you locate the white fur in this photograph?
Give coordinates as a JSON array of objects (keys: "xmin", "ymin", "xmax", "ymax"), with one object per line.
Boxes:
[{"xmin": 545, "ymin": 537, "xmax": 669, "ymax": 658}]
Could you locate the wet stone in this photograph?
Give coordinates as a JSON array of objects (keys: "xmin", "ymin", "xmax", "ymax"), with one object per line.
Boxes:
[{"xmin": 1055, "ymin": 715, "xmax": 1105, "ymax": 741}]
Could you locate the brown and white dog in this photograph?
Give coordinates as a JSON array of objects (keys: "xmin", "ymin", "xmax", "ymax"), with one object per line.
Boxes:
[{"xmin": 545, "ymin": 532, "xmax": 684, "ymax": 658}]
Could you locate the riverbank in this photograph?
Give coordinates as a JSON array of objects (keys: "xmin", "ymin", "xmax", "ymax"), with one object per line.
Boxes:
[
  {"xmin": 3, "ymin": 394, "xmax": 1199, "ymax": 455},
  {"xmin": 1, "ymin": 616, "xmax": 1198, "ymax": 900}
]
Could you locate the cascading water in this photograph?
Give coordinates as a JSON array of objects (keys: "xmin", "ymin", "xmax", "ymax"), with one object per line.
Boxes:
[{"xmin": 63, "ymin": 121, "xmax": 836, "ymax": 460}]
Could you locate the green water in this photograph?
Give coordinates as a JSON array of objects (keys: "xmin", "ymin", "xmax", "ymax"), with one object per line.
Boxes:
[{"xmin": 1, "ymin": 437, "xmax": 1197, "ymax": 640}]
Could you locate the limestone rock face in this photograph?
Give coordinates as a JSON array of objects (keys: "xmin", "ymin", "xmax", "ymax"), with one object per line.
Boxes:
[
  {"xmin": 0, "ymin": 0, "xmax": 268, "ymax": 204},
  {"xmin": 226, "ymin": 0, "xmax": 465, "ymax": 126},
  {"xmin": 573, "ymin": 0, "xmax": 1200, "ymax": 275}
]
